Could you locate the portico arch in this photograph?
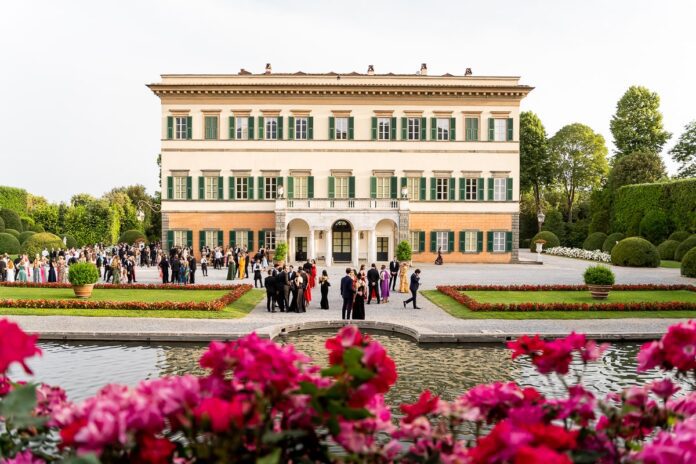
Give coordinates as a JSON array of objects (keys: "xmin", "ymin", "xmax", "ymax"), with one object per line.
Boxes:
[{"xmin": 287, "ymin": 218, "xmax": 310, "ymax": 262}]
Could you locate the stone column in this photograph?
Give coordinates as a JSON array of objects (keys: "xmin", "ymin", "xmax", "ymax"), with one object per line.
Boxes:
[
  {"xmin": 368, "ymin": 229, "xmax": 377, "ymax": 264},
  {"xmin": 352, "ymin": 229, "xmax": 360, "ymax": 268},
  {"xmin": 325, "ymin": 229, "xmax": 332, "ymax": 266},
  {"xmin": 308, "ymin": 229, "xmax": 315, "ymax": 261}
]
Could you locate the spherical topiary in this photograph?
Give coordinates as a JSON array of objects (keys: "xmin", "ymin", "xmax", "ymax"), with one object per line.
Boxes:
[
  {"xmin": 610, "ymin": 237, "xmax": 660, "ymax": 268},
  {"xmin": 681, "ymin": 248, "xmax": 696, "ymax": 278},
  {"xmin": 21, "ymin": 232, "xmax": 64, "ymax": 257},
  {"xmin": 639, "ymin": 210, "xmax": 672, "ymax": 245},
  {"xmin": 68, "ymin": 262, "xmax": 100, "ymax": 286},
  {"xmin": 20, "ymin": 217, "xmax": 35, "ymax": 232},
  {"xmin": 669, "ymin": 231, "xmax": 691, "ymax": 242},
  {"xmin": 4, "ymin": 228, "xmax": 20, "ymax": 239},
  {"xmin": 30, "ymin": 224, "xmax": 45, "ymax": 233},
  {"xmin": 396, "ymin": 240, "xmax": 412, "ymax": 262},
  {"xmin": 656, "ymin": 240, "xmax": 680, "ymax": 261},
  {"xmin": 118, "ymin": 229, "xmax": 147, "ymax": 245},
  {"xmin": 529, "ymin": 231, "xmax": 561, "ymax": 252},
  {"xmin": 582, "ymin": 232, "xmax": 608, "ymax": 251},
  {"xmin": 602, "ymin": 233, "xmax": 625, "ymax": 253},
  {"xmin": 18, "ymin": 231, "xmax": 36, "ymax": 244},
  {"xmin": 675, "ymin": 235, "xmax": 696, "ymax": 262},
  {"xmin": 583, "ymin": 265, "xmax": 615, "ymax": 285},
  {"xmin": 62, "ymin": 235, "xmax": 77, "ymax": 249},
  {"xmin": 0, "ymin": 209, "xmax": 23, "ymax": 232},
  {"xmin": 0, "ymin": 216, "xmax": 4, "ymax": 232},
  {"xmin": 0, "ymin": 232, "xmax": 21, "ymax": 254}
]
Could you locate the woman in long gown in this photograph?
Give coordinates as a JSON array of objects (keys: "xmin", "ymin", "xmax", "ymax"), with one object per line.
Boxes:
[
  {"xmin": 289, "ymin": 276, "xmax": 299, "ymax": 312},
  {"xmin": 56, "ymin": 257, "xmax": 66, "ymax": 283},
  {"xmin": 227, "ymin": 258, "xmax": 236, "ymax": 281},
  {"xmin": 304, "ymin": 270, "xmax": 312, "ymax": 307},
  {"xmin": 399, "ymin": 262, "xmax": 409, "ymax": 293},
  {"xmin": 380, "ymin": 265, "xmax": 390, "ymax": 303},
  {"xmin": 319, "ymin": 270, "xmax": 330, "ymax": 310},
  {"xmin": 352, "ymin": 284, "xmax": 365, "ymax": 320},
  {"xmin": 297, "ymin": 272, "xmax": 306, "ymax": 313},
  {"xmin": 237, "ymin": 253, "xmax": 246, "ymax": 279},
  {"xmin": 48, "ymin": 259, "xmax": 57, "ymax": 283},
  {"xmin": 6, "ymin": 260, "xmax": 15, "ymax": 282},
  {"xmin": 32, "ymin": 258, "xmax": 41, "ymax": 283},
  {"xmin": 17, "ymin": 258, "xmax": 27, "ymax": 282},
  {"xmin": 310, "ymin": 260, "xmax": 317, "ymax": 289}
]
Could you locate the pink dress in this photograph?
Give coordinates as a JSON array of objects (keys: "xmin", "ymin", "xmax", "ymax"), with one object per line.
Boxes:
[{"xmin": 380, "ymin": 269, "xmax": 390, "ymax": 299}]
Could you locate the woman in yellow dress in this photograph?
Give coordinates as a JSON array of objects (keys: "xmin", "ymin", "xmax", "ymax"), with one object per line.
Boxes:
[
  {"xmin": 237, "ymin": 253, "xmax": 246, "ymax": 279},
  {"xmin": 399, "ymin": 262, "xmax": 409, "ymax": 293}
]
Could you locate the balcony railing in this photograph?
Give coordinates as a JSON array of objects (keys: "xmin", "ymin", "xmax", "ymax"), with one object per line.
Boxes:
[{"xmin": 284, "ymin": 198, "xmax": 400, "ymax": 210}]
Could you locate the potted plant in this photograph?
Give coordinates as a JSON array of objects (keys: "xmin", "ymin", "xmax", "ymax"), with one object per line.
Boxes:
[
  {"xmin": 274, "ymin": 241, "xmax": 288, "ymax": 266},
  {"xmin": 68, "ymin": 262, "xmax": 101, "ymax": 298},
  {"xmin": 396, "ymin": 240, "xmax": 413, "ymax": 264},
  {"xmin": 583, "ymin": 265, "xmax": 615, "ymax": 300}
]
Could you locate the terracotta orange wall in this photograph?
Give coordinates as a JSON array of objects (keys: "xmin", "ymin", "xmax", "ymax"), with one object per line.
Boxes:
[{"xmin": 409, "ymin": 213, "xmax": 513, "ymax": 263}]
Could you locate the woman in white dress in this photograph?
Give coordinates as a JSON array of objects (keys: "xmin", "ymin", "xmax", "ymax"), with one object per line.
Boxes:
[{"xmin": 6, "ymin": 260, "xmax": 15, "ymax": 282}]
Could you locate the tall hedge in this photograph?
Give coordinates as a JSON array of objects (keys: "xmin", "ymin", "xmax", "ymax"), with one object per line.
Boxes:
[
  {"xmin": 20, "ymin": 217, "xmax": 35, "ymax": 232},
  {"xmin": 62, "ymin": 201, "xmax": 119, "ymax": 246},
  {"xmin": 0, "ymin": 209, "xmax": 23, "ymax": 232},
  {"xmin": 0, "ymin": 233, "xmax": 21, "ymax": 254},
  {"xmin": 0, "ymin": 187, "xmax": 28, "ymax": 214},
  {"xmin": 613, "ymin": 178, "xmax": 696, "ymax": 235}
]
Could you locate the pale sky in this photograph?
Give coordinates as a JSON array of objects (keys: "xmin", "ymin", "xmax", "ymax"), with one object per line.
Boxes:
[{"xmin": 1, "ymin": 0, "xmax": 694, "ymax": 203}]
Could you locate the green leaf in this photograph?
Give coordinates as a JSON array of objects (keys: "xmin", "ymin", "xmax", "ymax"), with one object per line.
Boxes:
[
  {"xmin": 320, "ymin": 365, "xmax": 344, "ymax": 377},
  {"xmin": 0, "ymin": 383, "xmax": 45, "ymax": 428},
  {"xmin": 346, "ymin": 365, "xmax": 375, "ymax": 382},
  {"xmin": 256, "ymin": 448, "xmax": 281, "ymax": 464},
  {"xmin": 63, "ymin": 454, "xmax": 101, "ymax": 464},
  {"xmin": 342, "ymin": 348, "xmax": 363, "ymax": 369},
  {"xmin": 298, "ymin": 381, "xmax": 319, "ymax": 396}
]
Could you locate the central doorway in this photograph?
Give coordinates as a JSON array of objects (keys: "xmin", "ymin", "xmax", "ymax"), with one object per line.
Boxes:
[
  {"xmin": 332, "ymin": 220, "xmax": 352, "ymax": 262},
  {"xmin": 377, "ymin": 237, "xmax": 389, "ymax": 261},
  {"xmin": 295, "ymin": 237, "xmax": 307, "ymax": 261}
]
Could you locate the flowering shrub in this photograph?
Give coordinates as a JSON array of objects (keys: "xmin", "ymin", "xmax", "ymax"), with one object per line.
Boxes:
[
  {"xmin": 1, "ymin": 319, "xmax": 696, "ymax": 463},
  {"xmin": 0, "ymin": 282, "xmax": 246, "ymax": 290},
  {"xmin": 545, "ymin": 246, "xmax": 613, "ymax": 263}
]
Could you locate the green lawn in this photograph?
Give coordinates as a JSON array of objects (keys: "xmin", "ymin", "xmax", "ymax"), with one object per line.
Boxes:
[
  {"xmin": 0, "ymin": 289, "xmax": 265, "ymax": 319},
  {"xmin": 661, "ymin": 260, "xmax": 681, "ymax": 269},
  {"xmin": 422, "ymin": 290, "xmax": 696, "ymax": 320},
  {"xmin": 0, "ymin": 287, "xmax": 229, "ymax": 303},
  {"xmin": 465, "ymin": 290, "xmax": 696, "ymax": 305}
]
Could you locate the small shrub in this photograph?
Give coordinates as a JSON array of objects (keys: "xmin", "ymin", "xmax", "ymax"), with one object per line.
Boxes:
[
  {"xmin": 529, "ymin": 231, "xmax": 560, "ymax": 252},
  {"xmin": 669, "ymin": 231, "xmax": 691, "ymax": 242},
  {"xmin": 0, "ymin": 232, "xmax": 20, "ymax": 254},
  {"xmin": 0, "ymin": 216, "xmax": 4, "ymax": 232},
  {"xmin": 396, "ymin": 240, "xmax": 412, "ymax": 262},
  {"xmin": 118, "ymin": 229, "xmax": 147, "ymax": 244},
  {"xmin": 675, "ymin": 235, "xmax": 696, "ymax": 262},
  {"xmin": 656, "ymin": 240, "xmax": 680, "ymax": 261},
  {"xmin": 582, "ymin": 232, "xmax": 607, "ymax": 251},
  {"xmin": 18, "ymin": 231, "xmax": 36, "ymax": 244},
  {"xmin": 21, "ymin": 232, "xmax": 64, "ymax": 257},
  {"xmin": 583, "ymin": 265, "xmax": 615, "ymax": 286},
  {"xmin": 639, "ymin": 210, "xmax": 672, "ymax": 245},
  {"xmin": 611, "ymin": 237, "xmax": 660, "ymax": 268},
  {"xmin": 62, "ymin": 235, "xmax": 77, "ymax": 249},
  {"xmin": 0, "ymin": 209, "xmax": 23, "ymax": 232},
  {"xmin": 682, "ymin": 248, "xmax": 696, "ymax": 278},
  {"xmin": 4, "ymin": 228, "xmax": 20, "ymax": 239},
  {"xmin": 30, "ymin": 224, "xmax": 45, "ymax": 233},
  {"xmin": 602, "ymin": 233, "xmax": 625, "ymax": 253},
  {"xmin": 68, "ymin": 262, "xmax": 100, "ymax": 286}
]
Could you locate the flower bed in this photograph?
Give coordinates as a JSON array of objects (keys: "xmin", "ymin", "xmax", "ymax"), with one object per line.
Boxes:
[
  {"xmin": 0, "ymin": 284, "xmax": 252, "ymax": 311},
  {"xmin": 544, "ymin": 246, "xmax": 612, "ymax": 262},
  {"xmin": 0, "ymin": 281, "xmax": 243, "ymax": 291},
  {"xmin": 437, "ymin": 284, "xmax": 696, "ymax": 312}
]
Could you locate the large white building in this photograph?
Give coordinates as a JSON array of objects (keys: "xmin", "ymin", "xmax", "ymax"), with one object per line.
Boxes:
[{"xmin": 148, "ymin": 65, "xmax": 532, "ymax": 265}]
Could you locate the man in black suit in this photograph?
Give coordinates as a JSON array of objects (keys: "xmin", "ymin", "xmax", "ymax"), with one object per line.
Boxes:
[
  {"xmin": 366, "ymin": 263, "xmax": 380, "ymax": 304},
  {"xmin": 264, "ymin": 269, "xmax": 276, "ymax": 312},
  {"xmin": 159, "ymin": 256, "xmax": 169, "ymax": 284},
  {"xmin": 188, "ymin": 255, "xmax": 197, "ymax": 284},
  {"xmin": 340, "ymin": 268, "xmax": 355, "ymax": 320},
  {"xmin": 403, "ymin": 269, "xmax": 422, "ymax": 309},
  {"xmin": 389, "ymin": 257, "xmax": 399, "ymax": 291},
  {"xmin": 279, "ymin": 265, "xmax": 290, "ymax": 312}
]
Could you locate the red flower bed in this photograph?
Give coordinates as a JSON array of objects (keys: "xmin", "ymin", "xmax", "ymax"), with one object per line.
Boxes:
[
  {"xmin": 436, "ymin": 284, "xmax": 696, "ymax": 312},
  {"xmin": 0, "ymin": 284, "xmax": 252, "ymax": 311},
  {"xmin": 0, "ymin": 282, "xmax": 244, "ymax": 291}
]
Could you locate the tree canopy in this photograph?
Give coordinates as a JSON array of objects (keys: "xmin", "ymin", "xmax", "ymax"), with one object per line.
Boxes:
[
  {"xmin": 607, "ymin": 151, "xmax": 666, "ymax": 191},
  {"xmin": 670, "ymin": 120, "xmax": 696, "ymax": 178},
  {"xmin": 519, "ymin": 111, "xmax": 555, "ymax": 221},
  {"xmin": 609, "ymin": 86, "xmax": 671, "ymax": 157}
]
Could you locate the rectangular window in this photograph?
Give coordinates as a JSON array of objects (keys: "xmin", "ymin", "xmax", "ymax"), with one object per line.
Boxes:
[
  {"xmin": 335, "ymin": 177, "xmax": 349, "ymax": 199},
  {"xmin": 377, "ymin": 117, "xmax": 391, "ymax": 140},
  {"xmin": 335, "ymin": 117, "xmax": 348, "ymax": 140},
  {"xmin": 235, "ymin": 117, "xmax": 249, "ymax": 140},
  {"xmin": 294, "ymin": 177, "xmax": 308, "ymax": 199},
  {"xmin": 436, "ymin": 178, "xmax": 449, "ymax": 200},
  {"xmin": 204, "ymin": 116, "xmax": 218, "ymax": 140},
  {"xmin": 436, "ymin": 231, "xmax": 449, "ymax": 252},
  {"xmin": 407, "ymin": 117, "xmax": 421, "ymax": 140},
  {"xmin": 295, "ymin": 117, "xmax": 308, "ymax": 140},
  {"xmin": 173, "ymin": 230, "xmax": 187, "ymax": 247},
  {"xmin": 493, "ymin": 178, "xmax": 507, "ymax": 201},
  {"xmin": 204, "ymin": 177, "xmax": 219, "ymax": 200},
  {"xmin": 235, "ymin": 177, "xmax": 249, "ymax": 200},
  {"xmin": 494, "ymin": 119, "xmax": 507, "ymax": 142},
  {"xmin": 375, "ymin": 177, "xmax": 391, "ymax": 199},
  {"xmin": 436, "ymin": 118, "xmax": 450, "ymax": 141},
  {"xmin": 264, "ymin": 118, "xmax": 277, "ymax": 140},
  {"xmin": 235, "ymin": 230, "xmax": 249, "ymax": 249},
  {"xmin": 175, "ymin": 117, "xmax": 188, "ymax": 140},
  {"xmin": 173, "ymin": 176, "xmax": 187, "ymax": 200},
  {"xmin": 463, "ymin": 231, "xmax": 477, "ymax": 253},
  {"xmin": 264, "ymin": 177, "xmax": 277, "ymax": 199},
  {"xmin": 465, "ymin": 117, "xmax": 479, "ymax": 141},
  {"xmin": 264, "ymin": 230, "xmax": 276, "ymax": 250},
  {"xmin": 493, "ymin": 231, "xmax": 506, "ymax": 252},
  {"xmin": 204, "ymin": 230, "xmax": 218, "ymax": 247},
  {"xmin": 465, "ymin": 178, "xmax": 477, "ymax": 201},
  {"xmin": 406, "ymin": 177, "xmax": 420, "ymax": 201},
  {"xmin": 409, "ymin": 231, "xmax": 421, "ymax": 252}
]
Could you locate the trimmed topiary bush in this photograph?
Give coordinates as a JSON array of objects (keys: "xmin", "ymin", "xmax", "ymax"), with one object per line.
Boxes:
[
  {"xmin": 602, "ymin": 233, "xmax": 625, "ymax": 253},
  {"xmin": 0, "ymin": 232, "xmax": 20, "ymax": 254},
  {"xmin": 682, "ymin": 248, "xmax": 696, "ymax": 278},
  {"xmin": 675, "ymin": 235, "xmax": 696, "ymax": 262},
  {"xmin": 62, "ymin": 235, "xmax": 77, "ymax": 249},
  {"xmin": 68, "ymin": 262, "xmax": 100, "ymax": 286},
  {"xmin": 583, "ymin": 265, "xmax": 615, "ymax": 285},
  {"xmin": 118, "ymin": 229, "xmax": 147, "ymax": 245},
  {"xmin": 396, "ymin": 240, "xmax": 412, "ymax": 262},
  {"xmin": 582, "ymin": 232, "xmax": 607, "ymax": 251},
  {"xmin": 610, "ymin": 237, "xmax": 660, "ymax": 268},
  {"xmin": 0, "ymin": 216, "xmax": 4, "ymax": 232},
  {"xmin": 657, "ymin": 240, "xmax": 680, "ymax": 261},
  {"xmin": 529, "ymin": 231, "xmax": 560, "ymax": 252},
  {"xmin": 4, "ymin": 228, "xmax": 20, "ymax": 239},
  {"xmin": 18, "ymin": 231, "xmax": 36, "ymax": 244},
  {"xmin": 30, "ymin": 224, "xmax": 45, "ymax": 233},
  {"xmin": 639, "ymin": 210, "xmax": 672, "ymax": 244},
  {"xmin": 20, "ymin": 217, "xmax": 35, "ymax": 232},
  {"xmin": 669, "ymin": 231, "xmax": 691, "ymax": 242},
  {"xmin": 0, "ymin": 209, "xmax": 22, "ymax": 232},
  {"xmin": 21, "ymin": 232, "xmax": 64, "ymax": 257}
]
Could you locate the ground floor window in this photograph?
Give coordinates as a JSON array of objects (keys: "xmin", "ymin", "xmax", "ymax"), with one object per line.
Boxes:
[
  {"xmin": 463, "ymin": 231, "xmax": 477, "ymax": 252},
  {"xmin": 493, "ymin": 231, "xmax": 506, "ymax": 252},
  {"xmin": 436, "ymin": 231, "xmax": 449, "ymax": 252},
  {"xmin": 235, "ymin": 230, "xmax": 249, "ymax": 249},
  {"xmin": 409, "ymin": 231, "xmax": 421, "ymax": 253},
  {"xmin": 204, "ymin": 230, "xmax": 218, "ymax": 247},
  {"xmin": 173, "ymin": 230, "xmax": 187, "ymax": 247},
  {"xmin": 264, "ymin": 230, "xmax": 276, "ymax": 250}
]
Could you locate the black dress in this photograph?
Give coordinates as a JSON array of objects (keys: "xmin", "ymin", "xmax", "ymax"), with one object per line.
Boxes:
[
  {"xmin": 352, "ymin": 288, "xmax": 365, "ymax": 320},
  {"xmin": 320, "ymin": 280, "xmax": 330, "ymax": 309}
]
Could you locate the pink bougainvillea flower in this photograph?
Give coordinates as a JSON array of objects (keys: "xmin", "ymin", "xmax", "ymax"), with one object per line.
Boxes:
[
  {"xmin": 0, "ymin": 319, "xmax": 41, "ymax": 375},
  {"xmin": 635, "ymin": 416, "xmax": 696, "ymax": 464},
  {"xmin": 650, "ymin": 379, "xmax": 680, "ymax": 401},
  {"xmin": 661, "ymin": 321, "xmax": 696, "ymax": 371},
  {"xmin": 137, "ymin": 434, "xmax": 176, "ymax": 464},
  {"xmin": 0, "ymin": 450, "xmax": 46, "ymax": 464},
  {"xmin": 400, "ymin": 390, "xmax": 440, "ymax": 423}
]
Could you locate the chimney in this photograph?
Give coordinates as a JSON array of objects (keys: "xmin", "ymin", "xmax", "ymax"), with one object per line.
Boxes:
[
  {"xmin": 465, "ymin": 68, "xmax": 473, "ymax": 76},
  {"xmin": 264, "ymin": 63, "xmax": 272, "ymax": 74},
  {"xmin": 367, "ymin": 64, "xmax": 375, "ymax": 75},
  {"xmin": 420, "ymin": 63, "xmax": 428, "ymax": 75}
]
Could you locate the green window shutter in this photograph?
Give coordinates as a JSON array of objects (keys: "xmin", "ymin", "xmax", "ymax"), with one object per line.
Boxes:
[
  {"xmin": 506, "ymin": 177, "xmax": 513, "ymax": 201},
  {"xmin": 459, "ymin": 231, "xmax": 465, "ymax": 252},
  {"xmin": 166, "ymin": 230, "xmax": 173, "ymax": 250},
  {"xmin": 258, "ymin": 176, "xmax": 264, "ymax": 200},
  {"xmin": 400, "ymin": 176, "xmax": 407, "ymax": 188},
  {"xmin": 370, "ymin": 177, "xmax": 377, "ymax": 199},
  {"xmin": 401, "ymin": 117, "xmax": 407, "ymax": 140},
  {"xmin": 248, "ymin": 116, "xmax": 254, "ymax": 140},
  {"xmin": 329, "ymin": 117, "xmax": 335, "ymax": 140},
  {"xmin": 248, "ymin": 176, "xmax": 254, "ymax": 200},
  {"xmin": 228, "ymin": 176, "xmax": 235, "ymax": 200},
  {"xmin": 488, "ymin": 118, "xmax": 495, "ymax": 141},
  {"xmin": 420, "ymin": 117, "xmax": 427, "ymax": 140},
  {"xmin": 449, "ymin": 117, "xmax": 456, "ymax": 141},
  {"xmin": 276, "ymin": 176, "xmax": 283, "ymax": 195},
  {"xmin": 506, "ymin": 231, "xmax": 513, "ymax": 252},
  {"xmin": 218, "ymin": 176, "xmax": 223, "ymax": 199},
  {"xmin": 277, "ymin": 117, "xmax": 283, "ymax": 140},
  {"xmin": 458, "ymin": 178, "xmax": 465, "ymax": 201},
  {"xmin": 199, "ymin": 230, "xmax": 205, "ymax": 248},
  {"xmin": 370, "ymin": 117, "xmax": 377, "ymax": 140},
  {"xmin": 390, "ymin": 117, "xmax": 397, "ymax": 140},
  {"xmin": 228, "ymin": 116, "xmax": 235, "ymax": 139},
  {"xmin": 419, "ymin": 177, "xmax": 426, "ymax": 200},
  {"xmin": 348, "ymin": 117, "xmax": 354, "ymax": 140},
  {"xmin": 448, "ymin": 178, "xmax": 455, "ymax": 201},
  {"xmin": 488, "ymin": 178, "xmax": 494, "ymax": 201},
  {"xmin": 287, "ymin": 116, "xmax": 294, "ymax": 140},
  {"xmin": 430, "ymin": 117, "xmax": 437, "ymax": 140},
  {"xmin": 307, "ymin": 176, "xmax": 314, "ymax": 199},
  {"xmin": 477, "ymin": 177, "xmax": 484, "ymax": 201},
  {"xmin": 448, "ymin": 231, "xmax": 454, "ymax": 253},
  {"xmin": 247, "ymin": 231, "xmax": 254, "ymax": 251},
  {"xmin": 287, "ymin": 177, "xmax": 294, "ymax": 199},
  {"xmin": 186, "ymin": 116, "xmax": 192, "ymax": 139},
  {"xmin": 348, "ymin": 176, "xmax": 355, "ymax": 198},
  {"xmin": 473, "ymin": 118, "xmax": 479, "ymax": 140},
  {"xmin": 186, "ymin": 176, "xmax": 192, "ymax": 200},
  {"xmin": 430, "ymin": 231, "xmax": 437, "ymax": 252},
  {"xmin": 258, "ymin": 230, "xmax": 265, "ymax": 249},
  {"xmin": 186, "ymin": 230, "xmax": 193, "ymax": 248},
  {"xmin": 430, "ymin": 177, "xmax": 436, "ymax": 200},
  {"xmin": 308, "ymin": 116, "xmax": 314, "ymax": 140},
  {"xmin": 229, "ymin": 231, "xmax": 235, "ymax": 248},
  {"xmin": 465, "ymin": 118, "xmax": 472, "ymax": 141},
  {"xmin": 418, "ymin": 231, "xmax": 425, "ymax": 253},
  {"xmin": 487, "ymin": 232, "xmax": 494, "ymax": 252},
  {"xmin": 167, "ymin": 176, "xmax": 173, "ymax": 199},
  {"xmin": 166, "ymin": 116, "xmax": 173, "ymax": 139},
  {"xmin": 217, "ymin": 230, "xmax": 223, "ymax": 247},
  {"xmin": 477, "ymin": 231, "xmax": 483, "ymax": 252},
  {"xmin": 390, "ymin": 176, "xmax": 398, "ymax": 199},
  {"xmin": 258, "ymin": 116, "xmax": 264, "ymax": 139},
  {"xmin": 507, "ymin": 118, "xmax": 513, "ymax": 141},
  {"xmin": 328, "ymin": 176, "xmax": 335, "ymax": 199},
  {"xmin": 198, "ymin": 177, "xmax": 204, "ymax": 199}
]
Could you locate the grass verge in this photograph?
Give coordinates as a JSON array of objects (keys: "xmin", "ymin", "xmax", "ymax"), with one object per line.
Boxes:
[
  {"xmin": 0, "ymin": 287, "xmax": 229, "ymax": 303},
  {"xmin": 660, "ymin": 260, "xmax": 681, "ymax": 269}
]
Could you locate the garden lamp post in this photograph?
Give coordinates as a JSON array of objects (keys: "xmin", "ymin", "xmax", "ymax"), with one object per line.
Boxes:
[
  {"xmin": 536, "ymin": 210, "xmax": 546, "ymax": 263},
  {"xmin": 537, "ymin": 210, "xmax": 546, "ymax": 232}
]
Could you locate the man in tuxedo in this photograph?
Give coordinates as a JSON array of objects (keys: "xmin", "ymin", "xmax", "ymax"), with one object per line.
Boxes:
[
  {"xmin": 280, "ymin": 265, "xmax": 290, "ymax": 312},
  {"xmin": 403, "ymin": 269, "xmax": 422, "ymax": 309},
  {"xmin": 366, "ymin": 263, "xmax": 380, "ymax": 304},
  {"xmin": 188, "ymin": 255, "xmax": 197, "ymax": 284},
  {"xmin": 264, "ymin": 269, "xmax": 276, "ymax": 312},
  {"xmin": 159, "ymin": 256, "xmax": 169, "ymax": 284},
  {"xmin": 340, "ymin": 267, "xmax": 355, "ymax": 320},
  {"xmin": 389, "ymin": 257, "xmax": 399, "ymax": 291}
]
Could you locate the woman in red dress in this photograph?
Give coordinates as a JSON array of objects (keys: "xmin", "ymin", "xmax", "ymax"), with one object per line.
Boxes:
[{"xmin": 310, "ymin": 259, "xmax": 317, "ymax": 289}]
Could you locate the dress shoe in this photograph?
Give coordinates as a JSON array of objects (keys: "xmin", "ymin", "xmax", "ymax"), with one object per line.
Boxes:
[{"xmin": 403, "ymin": 301, "xmax": 407, "ymax": 308}]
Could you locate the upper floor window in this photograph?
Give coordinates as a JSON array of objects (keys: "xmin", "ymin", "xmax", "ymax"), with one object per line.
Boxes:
[
  {"xmin": 235, "ymin": 177, "xmax": 249, "ymax": 200},
  {"xmin": 265, "ymin": 118, "xmax": 278, "ymax": 140},
  {"xmin": 375, "ymin": 177, "xmax": 391, "ymax": 199},
  {"xmin": 175, "ymin": 116, "xmax": 188, "ymax": 140},
  {"xmin": 436, "ymin": 118, "xmax": 450, "ymax": 141},
  {"xmin": 264, "ymin": 177, "xmax": 277, "ymax": 200},
  {"xmin": 335, "ymin": 117, "xmax": 348, "ymax": 140},
  {"xmin": 378, "ymin": 118, "xmax": 391, "ymax": 140},
  {"xmin": 294, "ymin": 117, "xmax": 308, "ymax": 140},
  {"xmin": 465, "ymin": 117, "xmax": 479, "ymax": 141},
  {"xmin": 406, "ymin": 177, "xmax": 420, "ymax": 201},
  {"xmin": 436, "ymin": 178, "xmax": 450, "ymax": 201},
  {"xmin": 173, "ymin": 176, "xmax": 187, "ymax": 200},
  {"xmin": 204, "ymin": 177, "xmax": 219, "ymax": 200},
  {"xmin": 204, "ymin": 116, "xmax": 218, "ymax": 140},
  {"xmin": 407, "ymin": 117, "xmax": 421, "ymax": 140},
  {"xmin": 464, "ymin": 178, "xmax": 477, "ymax": 201},
  {"xmin": 493, "ymin": 178, "xmax": 507, "ymax": 201},
  {"xmin": 494, "ymin": 119, "xmax": 507, "ymax": 141},
  {"xmin": 294, "ymin": 177, "xmax": 308, "ymax": 199},
  {"xmin": 235, "ymin": 117, "xmax": 249, "ymax": 140},
  {"xmin": 335, "ymin": 177, "xmax": 349, "ymax": 199}
]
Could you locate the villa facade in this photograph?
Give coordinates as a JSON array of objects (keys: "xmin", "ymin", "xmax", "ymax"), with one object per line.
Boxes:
[{"xmin": 148, "ymin": 67, "xmax": 532, "ymax": 265}]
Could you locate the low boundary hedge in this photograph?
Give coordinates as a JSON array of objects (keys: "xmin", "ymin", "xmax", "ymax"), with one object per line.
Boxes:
[
  {"xmin": 0, "ymin": 283, "xmax": 252, "ymax": 311},
  {"xmin": 436, "ymin": 284, "xmax": 696, "ymax": 312}
]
